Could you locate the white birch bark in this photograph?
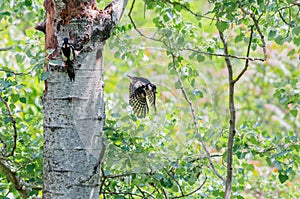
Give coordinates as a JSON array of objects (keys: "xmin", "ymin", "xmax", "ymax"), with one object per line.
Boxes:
[{"xmin": 42, "ymin": 0, "xmax": 128, "ymax": 198}]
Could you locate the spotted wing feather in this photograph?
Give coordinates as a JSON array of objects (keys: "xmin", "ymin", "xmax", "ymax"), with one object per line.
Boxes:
[
  {"xmin": 146, "ymin": 89, "xmax": 156, "ymax": 112},
  {"xmin": 129, "ymin": 87, "xmax": 149, "ymax": 118}
]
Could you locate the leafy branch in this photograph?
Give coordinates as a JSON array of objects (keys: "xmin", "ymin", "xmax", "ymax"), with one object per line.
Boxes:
[
  {"xmin": 0, "ymin": 66, "xmax": 37, "ymax": 76},
  {"xmin": 180, "ymin": 47, "xmax": 265, "ymax": 62},
  {"xmin": 128, "ymin": 0, "xmax": 162, "ymax": 42},
  {"xmin": 100, "ymin": 161, "xmax": 207, "ymax": 198},
  {"xmin": 0, "ymin": 160, "xmax": 28, "ymax": 199},
  {"xmin": 163, "ymin": 0, "xmax": 215, "ymax": 20},
  {"xmin": 168, "ymin": 50, "xmax": 225, "ymax": 182},
  {"xmin": 0, "ymin": 95, "xmax": 18, "ymax": 157},
  {"xmin": 233, "ymin": 25, "xmax": 254, "ymax": 84}
]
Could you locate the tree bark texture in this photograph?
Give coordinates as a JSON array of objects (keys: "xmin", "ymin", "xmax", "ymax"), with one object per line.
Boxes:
[{"xmin": 42, "ymin": 0, "xmax": 127, "ymax": 198}]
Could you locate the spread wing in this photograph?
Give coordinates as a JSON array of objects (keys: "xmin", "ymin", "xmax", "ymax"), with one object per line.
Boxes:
[
  {"xmin": 129, "ymin": 87, "xmax": 149, "ymax": 118},
  {"xmin": 129, "ymin": 81, "xmax": 135, "ymax": 96},
  {"xmin": 145, "ymin": 89, "xmax": 156, "ymax": 112}
]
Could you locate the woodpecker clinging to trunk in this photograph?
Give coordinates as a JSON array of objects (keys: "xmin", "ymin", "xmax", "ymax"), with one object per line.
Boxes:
[
  {"xmin": 128, "ymin": 75, "xmax": 157, "ymax": 118},
  {"xmin": 61, "ymin": 38, "xmax": 75, "ymax": 81}
]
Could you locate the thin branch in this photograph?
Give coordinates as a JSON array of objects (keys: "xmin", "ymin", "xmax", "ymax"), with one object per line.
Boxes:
[
  {"xmin": 102, "ymin": 191, "xmax": 144, "ymax": 198},
  {"xmin": 0, "ymin": 160, "xmax": 28, "ymax": 199},
  {"xmin": 99, "ymin": 168, "xmax": 106, "ymax": 194},
  {"xmin": 169, "ymin": 52, "xmax": 225, "ymax": 182},
  {"xmin": 233, "ymin": 25, "xmax": 254, "ymax": 84},
  {"xmin": 0, "ymin": 96, "xmax": 17, "ymax": 157},
  {"xmin": 163, "ymin": 165, "xmax": 184, "ymax": 196},
  {"xmin": 217, "ymin": 16, "xmax": 236, "ymax": 199},
  {"xmin": 162, "ymin": 188, "xmax": 168, "ymax": 199},
  {"xmin": 0, "ymin": 66, "xmax": 36, "ymax": 76},
  {"xmin": 278, "ymin": 9, "xmax": 294, "ymax": 27},
  {"xmin": 275, "ymin": 2, "xmax": 300, "ymax": 13},
  {"xmin": 180, "ymin": 48, "xmax": 265, "ymax": 62},
  {"xmin": 136, "ymin": 186, "xmax": 156, "ymax": 199},
  {"xmin": 240, "ymin": 7, "xmax": 267, "ymax": 62},
  {"xmin": 149, "ymin": 183, "xmax": 166, "ymax": 198},
  {"xmin": 186, "ymin": 154, "xmax": 222, "ymax": 163},
  {"xmin": 171, "ymin": 177, "xmax": 207, "ymax": 199},
  {"xmin": 163, "ymin": 0, "xmax": 214, "ymax": 20},
  {"xmin": 0, "ymin": 46, "xmax": 13, "ymax": 51},
  {"xmin": 127, "ymin": 0, "xmax": 162, "ymax": 42},
  {"xmin": 251, "ymin": 15, "xmax": 267, "ymax": 61}
]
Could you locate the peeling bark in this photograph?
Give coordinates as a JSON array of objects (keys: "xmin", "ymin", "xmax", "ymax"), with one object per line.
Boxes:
[{"xmin": 42, "ymin": 0, "xmax": 128, "ymax": 198}]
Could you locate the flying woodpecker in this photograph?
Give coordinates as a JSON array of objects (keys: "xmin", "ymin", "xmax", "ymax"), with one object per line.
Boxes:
[
  {"xmin": 128, "ymin": 75, "xmax": 157, "ymax": 118},
  {"xmin": 61, "ymin": 38, "xmax": 75, "ymax": 81}
]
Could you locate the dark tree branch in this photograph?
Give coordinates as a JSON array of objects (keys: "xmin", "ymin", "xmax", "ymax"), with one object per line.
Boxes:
[
  {"xmin": 276, "ymin": 2, "xmax": 300, "ymax": 12},
  {"xmin": 278, "ymin": 9, "xmax": 294, "ymax": 27},
  {"xmin": 217, "ymin": 18, "xmax": 236, "ymax": 199},
  {"xmin": 180, "ymin": 47, "xmax": 265, "ymax": 62},
  {"xmin": 251, "ymin": 14, "xmax": 267, "ymax": 61},
  {"xmin": 0, "ymin": 160, "xmax": 28, "ymax": 199},
  {"xmin": 239, "ymin": 7, "xmax": 267, "ymax": 62},
  {"xmin": 0, "ymin": 96, "xmax": 17, "ymax": 157},
  {"xmin": 162, "ymin": 188, "xmax": 168, "ymax": 199},
  {"xmin": 0, "ymin": 63, "xmax": 39, "ymax": 77},
  {"xmin": 233, "ymin": 25, "xmax": 254, "ymax": 84}
]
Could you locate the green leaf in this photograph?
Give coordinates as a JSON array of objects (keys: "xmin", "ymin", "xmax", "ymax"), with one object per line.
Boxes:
[
  {"xmin": 274, "ymin": 35, "xmax": 284, "ymax": 45},
  {"xmin": 235, "ymin": 34, "xmax": 244, "ymax": 43},
  {"xmin": 41, "ymin": 71, "xmax": 50, "ymax": 80},
  {"xmin": 0, "ymin": 11, "xmax": 11, "ymax": 17},
  {"xmin": 26, "ymin": 164, "xmax": 35, "ymax": 173},
  {"xmin": 15, "ymin": 54, "xmax": 24, "ymax": 64},
  {"xmin": 11, "ymin": 94, "xmax": 19, "ymax": 102},
  {"xmin": 287, "ymin": 49, "xmax": 295, "ymax": 56},
  {"xmin": 25, "ymin": 0, "xmax": 32, "ymax": 7},
  {"xmin": 207, "ymin": 47, "xmax": 214, "ymax": 53},
  {"xmin": 25, "ymin": 28, "xmax": 35, "ymax": 37},
  {"xmin": 290, "ymin": 109, "xmax": 298, "ymax": 117},
  {"xmin": 292, "ymin": 26, "xmax": 300, "ymax": 35},
  {"xmin": 197, "ymin": 54, "xmax": 205, "ymax": 62},
  {"xmin": 278, "ymin": 173, "xmax": 288, "ymax": 184},
  {"xmin": 111, "ymin": 113, "xmax": 121, "ymax": 118},
  {"xmin": 20, "ymin": 97, "xmax": 27, "ymax": 103},
  {"xmin": 177, "ymin": 37, "xmax": 184, "ymax": 45},
  {"xmin": 193, "ymin": 90, "xmax": 203, "ymax": 98},
  {"xmin": 175, "ymin": 80, "xmax": 181, "ymax": 89},
  {"xmin": 4, "ymin": 117, "xmax": 11, "ymax": 124},
  {"xmin": 48, "ymin": 60, "xmax": 60, "ymax": 65},
  {"xmin": 198, "ymin": 22, "xmax": 202, "ymax": 28},
  {"xmin": 216, "ymin": 21, "xmax": 229, "ymax": 32},
  {"xmin": 268, "ymin": 30, "xmax": 276, "ymax": 39}
]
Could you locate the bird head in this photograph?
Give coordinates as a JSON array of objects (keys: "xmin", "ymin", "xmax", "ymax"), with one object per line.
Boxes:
[
  {"xmin": 147, "ymin": 83, "xmax": 157, "ymax": 93},
  {"xmin": 63, "ymin": 38, "xmax": 69, "ymax": 44}
]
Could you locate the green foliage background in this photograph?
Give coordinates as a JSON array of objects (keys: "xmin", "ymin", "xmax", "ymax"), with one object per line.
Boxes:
[{"xmin": 0, "ymin": 0, "xmax": 299, "ymax": 198}]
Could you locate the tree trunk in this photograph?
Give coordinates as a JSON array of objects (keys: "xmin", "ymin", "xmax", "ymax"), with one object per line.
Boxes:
[{"xmin": 42, "ymin": 0, "xmax": 127, "ymax": 198}]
